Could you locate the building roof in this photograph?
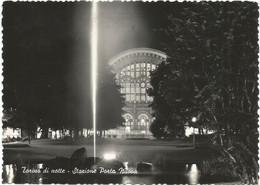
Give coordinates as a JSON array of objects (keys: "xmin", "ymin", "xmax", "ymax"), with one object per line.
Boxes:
[{"xmin": 109, "ymin": 48, "xmax": 167, "ymax": 72}]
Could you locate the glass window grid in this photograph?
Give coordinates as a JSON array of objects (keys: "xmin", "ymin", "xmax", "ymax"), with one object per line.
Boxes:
[
  {"xmin": 137, "ymin": 114, "xmax": 150, "ymax": 130},
  {"xmin": 123, "ymin": 114, "xmax": 134, "ymax": 128},
  {"xmin": 119, "ymin": 62, "xmax": 156, "ymax": 103}
]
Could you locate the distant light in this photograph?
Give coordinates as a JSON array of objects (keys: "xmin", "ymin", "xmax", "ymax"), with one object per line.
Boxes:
[
  {"xmin": 191, "ymin": 117, "xmax": 197, "ymax": 122},
  {"xmin": 103, "ymin": 152, "xmax": 116, "ymax": 160},
  {"xmin": 185, "ymin": 127, "xmax": 193, "ymax": 137},
  {"xmin": 37, "ymin": 163, "xmax": 43, "ymax": 169}
]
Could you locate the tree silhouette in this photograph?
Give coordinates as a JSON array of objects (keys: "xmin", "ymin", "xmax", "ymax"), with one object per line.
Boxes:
[
  {"xmin": 148, "ymin": 2, "xmax": 258, "ymax": 182},
  {"xmin": 96, "ymin": 65, "xmax": 125, "ymax": 137}
]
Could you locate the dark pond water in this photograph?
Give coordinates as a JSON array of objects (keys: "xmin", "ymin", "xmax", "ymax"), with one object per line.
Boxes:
[{"xmin": 2, "ymin": 161, "xmax": 238, "ymax": 184}]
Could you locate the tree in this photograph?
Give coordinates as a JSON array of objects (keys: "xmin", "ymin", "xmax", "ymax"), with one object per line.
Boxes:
[
  {"xmin": 149, "ymin": 2, "xmax": 258, "ymax": 182},
  {"xmin": 96, "ymin": 65, "xmax": 125, "ymax": 138}
]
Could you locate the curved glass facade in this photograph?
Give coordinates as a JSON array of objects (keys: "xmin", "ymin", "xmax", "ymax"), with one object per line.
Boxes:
[{"xmin": 117, "ymin": 63, "xmax": 156, "ymax": 103}]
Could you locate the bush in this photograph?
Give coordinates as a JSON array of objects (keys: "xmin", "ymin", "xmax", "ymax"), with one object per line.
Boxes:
[
  {"xmin": 22, "ymin": 136, "xmax": 29, "ymax": 142},
  {"xmin": 10, "ymin": 137, "xmax": 17, "ymax": 142},
  {"xmin": 63, "ymin": 136, "xmax": 73, "ymax": 142}
]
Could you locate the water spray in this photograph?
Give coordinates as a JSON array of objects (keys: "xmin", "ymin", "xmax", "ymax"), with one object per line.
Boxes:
[{"xmin": 91, "ymin": 1, "xmax": 98, "ymax": 160}]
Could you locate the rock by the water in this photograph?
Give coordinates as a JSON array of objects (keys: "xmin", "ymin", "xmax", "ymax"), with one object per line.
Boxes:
[
  {"xmin": 136, "ymin": 162, "xmax": 153, "ymax": 172},
  {"xmin": 71, "ymin": 147, "xmax": 87, "ymax": 160},
  {"xmin": 96, "ymin": 159, "xmax": 125, "ymax": 171},
  {"xmin": 70, "ymin": 147, "xmax": 87, "ymax": 168}
]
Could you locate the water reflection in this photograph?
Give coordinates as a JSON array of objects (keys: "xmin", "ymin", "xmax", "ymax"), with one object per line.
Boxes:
[
  {"xmin": 2, "ymin": 162, "xmax": 201, "ymax": 184},
  {"xmin": 38, "ymin": 163, "xmax": 43, "ymax": 169},
  {"xmin": 3, "ymin": 164, "xmax": 16, "ymax": 183},
  {"xmin": 123, "ymin": 162, "xmax": 128, "ymax": 169},
  {"xmin": 38, "ymin": 177, "xmax": 43, "ymax": 184},
  {"xmin": 2, "ymin": 163, "xmax": 44, "ymax": 184},
  {"xmin": 186, "ymin": 164, "xmax": 200, "ymax": 185}
]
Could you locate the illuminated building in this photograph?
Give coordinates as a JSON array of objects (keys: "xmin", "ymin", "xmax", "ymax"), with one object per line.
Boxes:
[{"xmin": 108, "ymin": 48, "xmax": 167, "ymax": 138}]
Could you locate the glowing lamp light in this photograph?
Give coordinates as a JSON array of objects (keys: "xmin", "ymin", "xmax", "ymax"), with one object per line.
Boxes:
[
  {"xmin": 191, "ymin": 117, "xmax": 197, "ymax": 123},
  {"xmin": 103, "ymin": 152, "xmax": 116, "ymax": 160}
]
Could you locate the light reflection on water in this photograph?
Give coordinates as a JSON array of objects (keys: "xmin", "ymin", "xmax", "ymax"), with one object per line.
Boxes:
[
  {"xmin": 3, "ymin": 163, "xmax": 44, "ymax": 184},
  {"xmin": 37, "ymin": 163, "xmax": 43, "ymax": 169},
  {"xmin": 123, "ymin": 162, "xmax": 128, "ymax": 169},
  {"xmin": 186, "ymin": 164, "xmax": 200, "ymax": 185},
  {"xmin": 38, "ymin": 177, "xmax": 43, "ymax": 184},
  {"xmin": 3, "ymin": 164, "xmax": 16, "ymax": 183},
  {"xmin": 2, "ymin": 162, "xmax": 200, "ymax": 184}
]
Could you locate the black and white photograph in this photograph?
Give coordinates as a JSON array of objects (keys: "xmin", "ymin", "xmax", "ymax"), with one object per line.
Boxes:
[{"xmin": 2, "ymin": 1, "xmax": 259, "ymax": 184}]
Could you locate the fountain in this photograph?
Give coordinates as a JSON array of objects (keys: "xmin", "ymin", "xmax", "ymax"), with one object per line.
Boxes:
[{"xmin": 91, "ymin": 1, "xmax": 98, "ymax": 160}]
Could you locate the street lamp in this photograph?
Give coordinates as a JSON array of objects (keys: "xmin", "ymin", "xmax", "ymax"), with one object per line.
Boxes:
[
  {"xmin": 191, "ymin": 117, "xmax": 197, "ymax": 123},
  {"xmin": 191, "ymin": 117, "xmax": 197, "ymax": 147}
]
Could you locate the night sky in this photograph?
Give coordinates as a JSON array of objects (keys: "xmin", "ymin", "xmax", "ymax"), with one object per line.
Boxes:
[
  {"xmin": 2, "ymin": 2, "xmax": 193, "ymax": 107},
  {"xmin": 3, "ymin": 2, "xmax": 191, "ymax": 65}
]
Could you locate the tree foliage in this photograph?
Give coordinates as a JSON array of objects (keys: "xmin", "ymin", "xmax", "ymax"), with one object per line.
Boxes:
[
  {"xmin": 148, "ymin": 2, "xmax": 258, "ymax": 182},
  {"xmin": 97, "ymin": 66, "xmax": 125, "ymax": 134}
]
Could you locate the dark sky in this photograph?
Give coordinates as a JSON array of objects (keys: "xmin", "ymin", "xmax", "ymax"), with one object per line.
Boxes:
[
  {"xmin": 92, "ymin": 2, "xmax": 190, "ymax": 61},
  {"xmin": 2, "ymin": 2, "xmax": 192, "ymax": 99},
  {"xmin": 3, "ymin": 2, "xmax": 190, "ymax": 65}
]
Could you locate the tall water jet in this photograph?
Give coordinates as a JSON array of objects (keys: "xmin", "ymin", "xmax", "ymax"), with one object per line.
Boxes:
[{"xmin": 91, "ymin": 1, "xmax": 98, "ymax": 159}]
